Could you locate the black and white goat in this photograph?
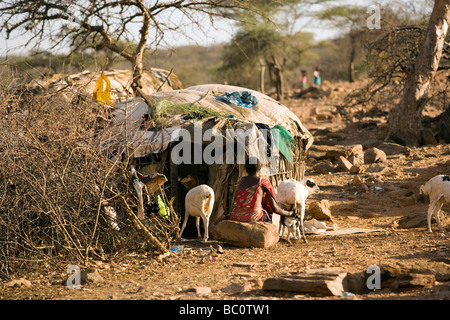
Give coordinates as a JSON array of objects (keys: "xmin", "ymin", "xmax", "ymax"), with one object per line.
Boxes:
[{"xmin": 276, "ymin": 178, "xmax": 320, "ymax": 242}]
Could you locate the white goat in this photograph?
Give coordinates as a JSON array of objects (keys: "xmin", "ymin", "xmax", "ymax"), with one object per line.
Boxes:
[
  {"xmin": 179, "ymin": 174, "xmax": 215, "ymax": 241},
  {"xmin": 419, "ymin": 175, "xmax": 450, "ymax": 233},
  {"xmin": 276, "ymin": 178, "xmax": 320, "ymax": 242}
]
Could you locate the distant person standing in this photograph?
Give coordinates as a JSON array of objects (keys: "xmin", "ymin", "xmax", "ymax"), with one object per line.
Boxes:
[
  {"xmin": 301, "ymin": 70, "xmax": 307, "ymax": 89},
  {"xmin": 313, "ymin": 66, "xmax": 321, "ymax": 86}
]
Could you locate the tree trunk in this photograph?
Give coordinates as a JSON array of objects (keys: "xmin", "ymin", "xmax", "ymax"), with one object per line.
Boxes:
[
  {"xmin": 131, "ymin": 54, "xmax": 144, "ymax": 94},
  {"xmin": 348, "ymin": 32, "xmax": 356, "ymax": 83},
  {"xmin": 388, "ymin": 0, "xmax": 450, "ymax": 147},
  {"xmin": 349, "ymin": 60, "xmax": 355, "ymax": 83},
  {"xmin": 267, "ymin": 55, "xmax": 284, "ymax": 101},
  {"xmin": 259, "ymin": 59, "xmax": 266, "ymax": 94}
]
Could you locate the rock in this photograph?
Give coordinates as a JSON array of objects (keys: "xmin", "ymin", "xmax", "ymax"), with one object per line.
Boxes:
[
  {"xmin": 308, "ymin": 200, "xmax": 333, "ymax": 221},
  {"xmin": 337, "ymin": 156, "xmax": 352, "ymax": 172},
  {"xmin": 350, "ymin": 165, "xmax": 365, "ymax": 174},
  {"xmin": 364, "ymin": 147, "xmax": 387, "ymax": 163},
  {"xmin": 326, "ymin": 144, "xmax": 363, "ymax": 161},
  {"xmin": 359, "ymin": 184, "xmax": 369, "ymax": 193},
  {"xmin": 422, "ymin": 127, "xmax": 438, "ymax": 146},
  {"xmin": 192, "ymin": 286, "xmax": 212, "ymax": 295},
  {"xmin": 351, "ymin": 175, "xmax": 363, "ymax": 186},
  {"xmin": 377, "ymin": 142, "xmax": 411, "ymax": 156},
  {"xmin": 346, "ymin": 271, "xmax": 367, "ymax": 294},
  {"xmin": 308, "ymin": 144, "xmax": 363, "ymax": 161},
  {"xmin": 349, "ymin": 154, "xmax": 364, "ymax": 167},
  {"xmin": 262, "ymin": 268, "xmax": 347, "ymax": 296},
  {"xmin": 80, "ymin": 269, "xmax": 103, "ymax": 285},
  {"xmin": 397, "ymin": 212, "xmax": 428, "ymax": 229},
  {"xmin": 211, "ymin": 220, "xmax": 279, "ymax": 248},
  {"xmin": 313, "ymin": 161, "xmax": 336, "ymax": 174},
  {"xmin": 379, "ymin": 263, "xmax": 438, "ymax": 290},
  {"xmin": 366, "ymin": 163, "xmax": 386, "ymax": 173},
  {"xmin": 5, "ymin": 278, "xmax": 32, "ymax": 288},
  {"xmin": 222, "ymin": 282, "xmax": 252, "ymax": 294}
]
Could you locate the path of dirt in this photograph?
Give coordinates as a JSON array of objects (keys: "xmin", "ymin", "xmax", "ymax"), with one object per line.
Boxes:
[{"xmin": 2, "ymin": 81, "xmax": 450, "ymax": 301}]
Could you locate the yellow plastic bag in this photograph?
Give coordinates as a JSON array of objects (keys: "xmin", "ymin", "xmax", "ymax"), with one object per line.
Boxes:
[
  {"xmin": 93, "ymin": 73, "xmax": 112, "ymax": 104},
  {"xmin": 157, "ymin": 195, "xmax": 170, "ymax": 220}
]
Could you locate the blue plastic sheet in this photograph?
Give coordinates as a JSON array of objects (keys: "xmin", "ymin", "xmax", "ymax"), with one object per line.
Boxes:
[{"xmin": 217, "ymin": 91, "xmax": 258, "ymax": 109}]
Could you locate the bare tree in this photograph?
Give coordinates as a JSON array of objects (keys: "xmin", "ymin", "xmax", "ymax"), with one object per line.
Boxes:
[
  {"xmin": 388, "ymin": 0, "xmax": 450, "ymax": 146},
  {"xmin": 0, "ymin": 0, "xmax": 261, "ymax": 92},
  {"xmin": 317, "ymin": 4, "xmax": 368, "ymax": 83}
]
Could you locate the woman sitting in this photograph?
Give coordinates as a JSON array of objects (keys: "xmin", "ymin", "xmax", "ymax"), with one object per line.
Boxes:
[{"xmin": 230, "ymin": 160, "xmax": 293, "ymax": 223}]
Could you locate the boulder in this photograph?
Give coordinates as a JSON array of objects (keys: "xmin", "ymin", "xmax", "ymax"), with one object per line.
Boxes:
[
  {"xmin": 337, "ymin": 156, "xmax": 352, "ymax": 172},
  {"xmin": 80, "ymin": 269, "xmax": 104, "ymax": 284},
  {"xmin": 364, "ymin": 147, "xmax": 387, "ymax": 163},
  {"xmin": 350, "ymin": 165, "xmax": 365, "ymax": 174},
  {"xmin": 262, "ymin": 267, "xmax": 347, "ymax": 296},
  {"xmin": 349, "ymin": 151, "xmax": 365, "ymax": 166},
  {"xmin": 309, "ymin": 200, "xmax": 333, "ymax": 221},
  {"xmin": 5, "ymin": 278, "xmax": 32, "ymax": 288},
  {"xmin": 376, "ymin": 142, "xmax": 411, "ymax": 156},
  {"xmin": 211, "ymin": 220, "xmax": 279, "ymax": 248}
]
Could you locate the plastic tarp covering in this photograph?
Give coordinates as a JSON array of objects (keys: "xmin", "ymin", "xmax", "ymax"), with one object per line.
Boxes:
[
  {"xmin": 100, "ymin": 84, "xmax": 313, "ymax": 160},
  {"xmin": 185, "ymin": 84, "xmax": 313, "ymax": 151},
  {"xmin": 100, "ymin": 98, "xmax": 182, "ymax": 159}
]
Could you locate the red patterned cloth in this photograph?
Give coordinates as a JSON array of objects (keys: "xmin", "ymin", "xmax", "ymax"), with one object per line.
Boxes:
[{"xmin": 230, "ymin": 178, "xmax": 276, "ymax": 222}]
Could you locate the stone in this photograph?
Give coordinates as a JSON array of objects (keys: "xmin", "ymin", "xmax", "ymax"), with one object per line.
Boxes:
[
  {"xmin": 5, "ymin": 278, "xmax": 32, "ymax": 288},
  {"xmin": 308, "ymin": 200, "xmax": 333, "ymax": 221},
  {"xmin": 221, "ymin": 282, "xmax": 252, "ymax": 294},
  {"xmin": 379, "ymin": 263, "xmax": 439, "ymax": 290},
  {"xmin": 80, "ymin": 269, "xmax": 103, "ymax": 284},
  {"xmin": 359, "ymin": 184, "xmax": 369, "ymax": 193},
  {"xmin": 308, "ymin": 144, "xmax": 362, "ymax": 161},
  {"xmin": 337, "ymin": 156, "xmax": 352, "ymax": 172},
  {"xmin": 377, "ymin": 142, "xmax": 411, "ymax": 156},
  {"xmin": 350, "ymin": 165, "xmax": 365, "ymax": 174},
  {"xmin": 313, "ymin": 161, "xmax": 336, "ymax": 174},
  {"xmin": 422, "ymin": 128, "xmax": 438, "ymax": 146},
  {"xmin": 193, "ymin": 286, "xmax": 212, "ymax": 295},
  {"xmin": 349, "ymin": 151, "xmax": 365, "ymax": 166},
  {"xmin": 262, "ymin": 268, "xmax": 347, "ymax": 296},
  {"xmin": 351, "ymin": 175, "xmax": 363, "ymax": 186},
  {"xmin": 211, "ymin": 220, "xmax": 279, "ymax": 248},
  {"xmin": 364, "ymin": 147, "xmax": 387, "ymax": 163},
  {"xmin": 397, "ymin": 212, "xmax": 429, "ymax": 229}
]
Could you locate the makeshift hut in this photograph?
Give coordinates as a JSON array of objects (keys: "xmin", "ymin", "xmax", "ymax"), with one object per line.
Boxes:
[
  {"xmin": 100, "ymin": 84, "xmax": 313, "ymax": 235},
  {"xmin": 25, "ymin": 68, "xmax": 183, "ymax": 103}
]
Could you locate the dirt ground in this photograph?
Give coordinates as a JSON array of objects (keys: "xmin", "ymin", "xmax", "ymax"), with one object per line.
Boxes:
[{"xmin": 1, "ymin": 81, "xmax": 450, "ymax": 301}]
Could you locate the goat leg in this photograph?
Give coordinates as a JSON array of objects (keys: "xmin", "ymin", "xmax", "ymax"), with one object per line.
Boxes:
[{"xmin": 298, "ymin": 209, "xmax": 307, "ymax": 243}]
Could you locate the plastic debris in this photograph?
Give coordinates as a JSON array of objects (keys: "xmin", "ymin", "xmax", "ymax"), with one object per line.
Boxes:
[
  {"xmin": 93, "ymin": 73, "xmax": 113, "ymax": 105},
  {"xmin": 342, "ymin": 292, "xmax": 355, "ymax": 297},
  {"xmin": 217, "ymin": 91, "xmax": 258, "ymax": 109},
  {"xmin": 170, "ymin": 245, "xmax": 185, "ymax": 254}
]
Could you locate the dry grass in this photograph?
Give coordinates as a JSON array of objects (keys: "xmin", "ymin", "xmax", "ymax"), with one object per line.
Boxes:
[{"xmin": 0, "ymin": 72, "xmax": 179, "ymax": 280}]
